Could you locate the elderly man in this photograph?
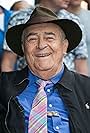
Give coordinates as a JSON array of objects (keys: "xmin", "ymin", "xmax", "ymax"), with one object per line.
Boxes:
[
  {"xmin": 1, "ymin": 0, "xmax": 88, "ymax": 76},
  {"xmin": 0, "ymin": 6, "xmax": 90, "ymax": 133},
  {"xmin": 67, "ymin": 0, "xmax": 90, "ymax": 75}
]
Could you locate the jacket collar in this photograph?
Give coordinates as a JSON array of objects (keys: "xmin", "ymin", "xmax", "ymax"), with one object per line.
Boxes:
[
  {"xmin": 59, "ymin": 65, "xmax": 74, "ymax": 91},
  {"xmin": 14, "ymin": 65, "xmax": 74, "ymax": 92},
  {"xmin": 0, "ymin": 65, "xmax": 75, "ymax": 105},
  {"xmin": 13, "ymin": 66, "xmax": 29, "ymax": 85}
]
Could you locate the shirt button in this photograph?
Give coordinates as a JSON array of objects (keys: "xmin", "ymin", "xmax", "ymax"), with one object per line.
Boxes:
[
  {"xmin": 56, "ymin": 126, "xmax": 59, "ymax": 130},
  {"xmin": 49, "ymin": 104, "xmax": 52, "ymax": 108},
  {"xmin": 47, "ymin": 89, "xmax": 50, "ymax": 92},
  {"xmin": 85, "ymin": 103, "xmax": 90, "ymax": 109}
]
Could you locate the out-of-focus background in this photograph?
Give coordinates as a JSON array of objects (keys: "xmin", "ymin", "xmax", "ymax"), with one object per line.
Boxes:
[
  {"xmin": 81, "ymin": 0, "xmax": 88, "ymax": 9},
  {"xmin": 0, "ymin": 0, "xmax": 34, "ymax": 9},
  {"xmin": 0, "ymin": 0, "xmax": 88, "ymax": 9}
]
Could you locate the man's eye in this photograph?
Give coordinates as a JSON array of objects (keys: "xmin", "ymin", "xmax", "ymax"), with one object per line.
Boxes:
[
  {"xmin": 27, "ymin": 38, "xmax": 37, "ymax": 42},
  {"xmin": 47, "ymin": 37, "xmax": 54, "ymax": 41}
]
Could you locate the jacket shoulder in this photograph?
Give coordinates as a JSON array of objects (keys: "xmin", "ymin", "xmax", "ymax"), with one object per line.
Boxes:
[{"xmin": 73, "ymin": 72, "xmax": 90, "ymax": 97}]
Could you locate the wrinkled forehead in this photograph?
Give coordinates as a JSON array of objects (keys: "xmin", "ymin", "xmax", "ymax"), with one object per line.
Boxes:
[{"xmin": 23, "ymin": 22, "xmax": 65, "ymax": 35}]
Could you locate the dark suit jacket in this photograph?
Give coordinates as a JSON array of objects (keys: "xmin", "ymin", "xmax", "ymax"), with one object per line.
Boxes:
[{"xmin": 0, "ymin": 66, "xmax": 90, "ymax": 133}]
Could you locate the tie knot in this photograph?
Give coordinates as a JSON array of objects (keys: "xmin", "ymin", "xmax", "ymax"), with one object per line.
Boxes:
[{"xmin": 36, "ymin": 79, "xmax": 51, "ymax": 90}]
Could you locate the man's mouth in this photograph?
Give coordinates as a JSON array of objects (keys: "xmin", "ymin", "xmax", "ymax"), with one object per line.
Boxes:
[{"xmin": 35, "ymin": 53, "xmax": 51, "ymax": 57}]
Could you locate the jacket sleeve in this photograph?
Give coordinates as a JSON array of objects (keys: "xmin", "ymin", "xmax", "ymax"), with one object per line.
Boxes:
[
  {"xmin": 0, "ymin": 73, "xmax": 7, "ymax": 133},
  {"xmin": 0, "ymin": 103, "xmax": 7, "ymax": 133}
]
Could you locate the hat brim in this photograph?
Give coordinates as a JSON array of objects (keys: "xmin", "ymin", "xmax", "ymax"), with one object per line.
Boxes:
[{"xmin": 6, "ymin": 19, "xmax": 82, "ymax": 56}]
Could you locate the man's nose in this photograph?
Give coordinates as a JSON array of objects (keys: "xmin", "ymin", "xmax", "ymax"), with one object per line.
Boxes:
[{"xmin": 37, "ymin": 37, "xmax": 47, "ymax": 49}]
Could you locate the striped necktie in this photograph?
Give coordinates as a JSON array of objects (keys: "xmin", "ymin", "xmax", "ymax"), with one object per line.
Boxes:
[{"xmin": 28, "ymin": 80, "xmax": 50, "ymax": 133}]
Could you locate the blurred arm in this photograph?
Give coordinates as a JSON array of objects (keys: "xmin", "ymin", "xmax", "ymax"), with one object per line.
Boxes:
[
  {"xmin": 1, "ymin": 50, "xmax": 17, "ymax": 72},
  {"xmin": 84, "ymin": 0, "xmax": 90, "ymax": 9},
  {"xmin": 75, "ymin": 58, "xmax": 89, "ymax": 76}
]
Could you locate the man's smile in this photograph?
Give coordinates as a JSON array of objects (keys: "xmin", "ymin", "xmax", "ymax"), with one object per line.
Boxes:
[{"xmin": 35, "ymin": 53, "xmax": 51, "ymax": 57}]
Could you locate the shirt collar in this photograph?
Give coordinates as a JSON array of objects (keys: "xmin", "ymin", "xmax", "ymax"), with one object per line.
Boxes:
[
  {"xmin": 28, "ymin": 71, "xmax": 39, "ymax": 85},
  {"xmin": 58, "ymin": 65, "xmax": 74, "ymax": 91},
  {"xmin": 28, "ymin": 64, "xmax": 64, "ymax": 85},
  {"xmin": 50, "ymin": 64, "xmax": 64, "ymax": 84}
]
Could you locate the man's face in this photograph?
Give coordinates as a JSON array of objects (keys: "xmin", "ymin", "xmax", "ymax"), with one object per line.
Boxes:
[
  {"xmin": 69, "ymin": 0, "xmax": 82, "ymax": 7},
  {"xmin": 51, "ymin": 0, "xmax": 70, "ymax": 9},
  {"xmin": 22, "ymin": 23, "xmax": 68, "ymax": 77}
]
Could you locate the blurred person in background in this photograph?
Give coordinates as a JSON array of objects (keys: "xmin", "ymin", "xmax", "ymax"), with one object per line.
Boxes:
[
  {"xmin": 10, "ymin": 0, "xmax": 31, "ymax": 11},
  {"xmin": 0, "ymin": 5, "xmax": 12, "ymax": 72},
  {"xmin": 1, "ymin": 0, "xmax": 31, "ymax": 71},
  {"xmin": 1, "ymin": 0, "xmax": 89, "ymax": 76},
  {"xmin": 67, "ymin": 0, "xmax": 90, "ymax": 75},
  {"xmin": 84, "ymin": 0, "xmax": 90, "ymax": 9}
]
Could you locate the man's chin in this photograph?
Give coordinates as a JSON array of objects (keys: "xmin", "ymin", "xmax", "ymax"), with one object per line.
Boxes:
[{"xmin": 35, "ymin": 64, "xmax": 53, "ymax": 71}]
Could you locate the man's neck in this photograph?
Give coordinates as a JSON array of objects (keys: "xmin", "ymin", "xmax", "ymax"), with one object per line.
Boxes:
[
  {"xmin": 67, "ymin": 6, "xmax": 81, "ymax": 14},
  {"xmin": 29, "ymin": 63, "xmax": 63, "ymax": 81},
  {"xmin": 39, "ymin": 2, "xmax": 60, "ymax": 13}
]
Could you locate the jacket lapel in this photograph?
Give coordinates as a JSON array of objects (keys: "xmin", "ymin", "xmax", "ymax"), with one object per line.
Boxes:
[{"xmin": 57, "ymin": 67, "xmax": 87, "ymax": 133}]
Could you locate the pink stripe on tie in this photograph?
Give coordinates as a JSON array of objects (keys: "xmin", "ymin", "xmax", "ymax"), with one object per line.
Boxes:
[{"xmin": 28, "ymin": 80, "xmax": 51, "ymax": 133}]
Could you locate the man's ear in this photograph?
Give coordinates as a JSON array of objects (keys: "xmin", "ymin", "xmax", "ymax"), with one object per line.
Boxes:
[
  {"xmin": 21, "ymin": 32, "xmax": 25, "ymax": 52},
  {"xmin": 21, "ymin": 43, "xmax": 24, "ymax": 52},
  {"xmin": 63, "ymin": 39, "xmax": 69, "ymax": 55},
  {"xmin": 22, "ymin": 44, "xmax": 24, "ymax": 53}
]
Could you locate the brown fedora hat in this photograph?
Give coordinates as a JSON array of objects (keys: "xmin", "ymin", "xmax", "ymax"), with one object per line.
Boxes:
[{"xmin": 6, "ymin": 6, "xmax": 82, "ymax": 56}]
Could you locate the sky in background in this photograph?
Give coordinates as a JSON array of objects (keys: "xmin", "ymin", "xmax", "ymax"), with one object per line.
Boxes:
[{"xmin": 0, "ymin": 0, "xmax": 34, "ymax": 9}]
